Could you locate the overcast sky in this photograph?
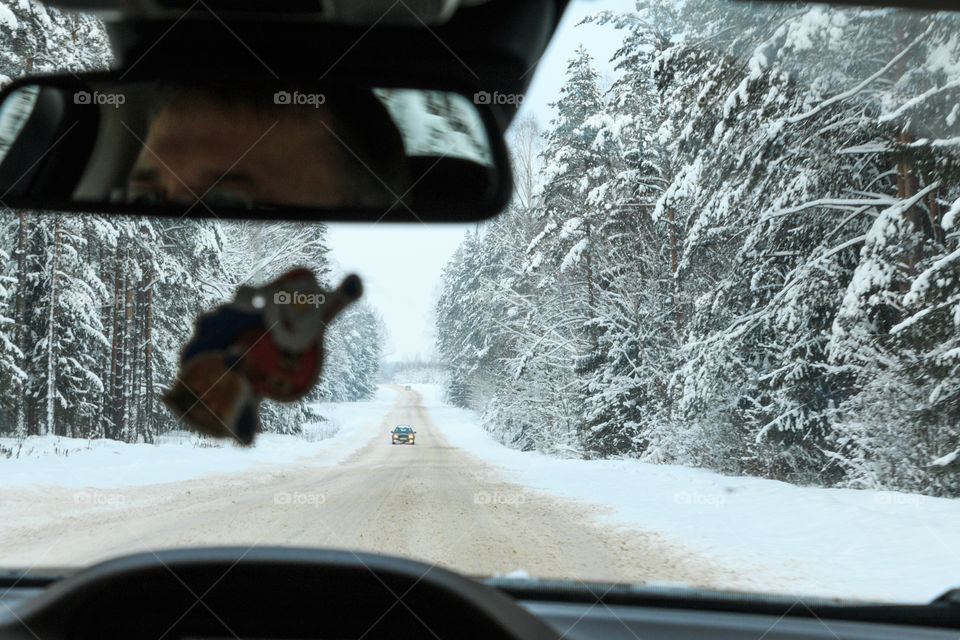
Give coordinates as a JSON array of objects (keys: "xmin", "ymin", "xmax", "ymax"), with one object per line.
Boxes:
[{"xmin": 326, "ymin": 0, "xmax": 634, "ymax": 362}]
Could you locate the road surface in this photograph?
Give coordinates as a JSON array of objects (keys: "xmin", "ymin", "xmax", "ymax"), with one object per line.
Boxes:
[{"xmin": 0, "ymin": 386, "xmax": 751, "ymax": 589}]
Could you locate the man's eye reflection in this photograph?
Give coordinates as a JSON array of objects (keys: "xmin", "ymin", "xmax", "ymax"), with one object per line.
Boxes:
[
  {"xmin": 123, "ymin": 187, "xmax": 255, "ymax": 209},
  {"xmin": 125, "ymin": 167, "xmax": 257, "ymax": 208},
  {"xmin": 123, "ymin": 85, "xmax": 408, "ymax": 209}
]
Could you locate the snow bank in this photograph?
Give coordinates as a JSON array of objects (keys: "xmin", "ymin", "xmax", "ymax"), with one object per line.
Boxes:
[
  {"xmin": 0, "ymin": 386, "xmax": 394, "ymax": 489},
  {"xmin": 414, "ymin": 384, "xmax": 960, "ymax": 603}
]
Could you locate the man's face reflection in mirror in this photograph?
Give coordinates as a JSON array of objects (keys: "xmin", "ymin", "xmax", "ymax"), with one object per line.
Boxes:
[{"xmin": 127, "ymin": 85, "xmax": 407, "ymax": 208}]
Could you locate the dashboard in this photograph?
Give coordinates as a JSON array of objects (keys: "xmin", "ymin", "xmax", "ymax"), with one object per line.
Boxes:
[{"xmin": 0, "ymin": 548, "xmax": 958, "ymax": 640}]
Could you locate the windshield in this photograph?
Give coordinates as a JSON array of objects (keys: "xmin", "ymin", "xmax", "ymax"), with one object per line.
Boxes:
[{"xmin": 1, "ymin": 0, "xmax": 959, "ymax": 606}]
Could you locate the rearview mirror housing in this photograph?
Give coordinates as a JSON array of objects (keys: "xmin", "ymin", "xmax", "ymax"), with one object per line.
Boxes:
[{"xmin": 0, "ymin": 71, "xmax": 514, "ymax": 222}]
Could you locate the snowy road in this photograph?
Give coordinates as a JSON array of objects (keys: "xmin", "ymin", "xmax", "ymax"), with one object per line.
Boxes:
[{"xmin": 0, "ymin": 386, "xmax": 749, "ymax": 589}]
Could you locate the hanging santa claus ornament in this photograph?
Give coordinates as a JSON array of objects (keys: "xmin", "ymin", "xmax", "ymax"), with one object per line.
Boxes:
[{"xmin": 163, "ymin": 268, "xmax": 363, "ymax": 444}]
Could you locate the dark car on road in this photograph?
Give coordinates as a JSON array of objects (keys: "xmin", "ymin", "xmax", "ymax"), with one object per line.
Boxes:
[{"xmin": 391, "ymin": 425, "xmax": 415, "ymax": 445}]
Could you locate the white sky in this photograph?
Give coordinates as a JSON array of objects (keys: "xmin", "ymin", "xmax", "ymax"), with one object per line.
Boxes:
[{"xmin": 326, "ymin": 0, "xmax": 634, "ymax": 362}]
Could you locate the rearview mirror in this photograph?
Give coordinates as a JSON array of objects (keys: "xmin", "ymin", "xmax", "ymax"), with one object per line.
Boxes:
[{"xmin": 0, "ymin": 73, "xmax": 513, "ymax": 222}]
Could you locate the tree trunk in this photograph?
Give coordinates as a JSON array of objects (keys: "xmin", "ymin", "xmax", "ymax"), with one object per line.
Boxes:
[
  {"xmin": 584, "ymin": 219, "xmax": 596, "ymax": 313},
  {"xmin": 123, "ymin": 274, "xmax": 135, "ymax": 441},
  {"xmin": 143, "ymin": 283, "xmax": 154, "ymax": 443},
  {"xmin": 922, "ymin": 171, "xmax": 944, "ymax": 246},
  {"xmin": 14, "ymin": 212, "xmax": 29, "ymax": 437},
  {"xmin": 660, "ymin": 92, "xmax": 682, "ymax": 332},
  {"xmin": 667, "ymin": 203, "xmax": 681, "ymax": 329},
  {"xmin": 94, "ymin": 244, "xmax": 107, "ymax": 438},
  {"xmin": 893, "ymin": 26, "xmax": 927, "ymax": 280},
  {"xmin": 46, "ymin": 216, "xmax": 62, "ymax": 436},
  {"xmin": 108, "ymin": 241, "xmax": 124, "ymax": 439}
]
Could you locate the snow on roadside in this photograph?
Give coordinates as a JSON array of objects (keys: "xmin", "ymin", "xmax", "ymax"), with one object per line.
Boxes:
[
  {"xmin": 0, "ymin": 386, "xmax": 395, "ymax": 489},
  {"xmin": 413, "ymin": 383, "xmax": 960, "ymax": 603}
]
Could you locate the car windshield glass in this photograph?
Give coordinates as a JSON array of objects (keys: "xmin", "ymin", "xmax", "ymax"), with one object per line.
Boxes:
[{"xmin": 1, "ymin": 0, "xmax": 959, "ymax": 607}]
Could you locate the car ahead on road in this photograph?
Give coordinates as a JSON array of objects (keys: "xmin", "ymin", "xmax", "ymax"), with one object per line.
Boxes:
[{"xmin": 391, "ymin": 425, "xmax": 416, "ymax": 445}]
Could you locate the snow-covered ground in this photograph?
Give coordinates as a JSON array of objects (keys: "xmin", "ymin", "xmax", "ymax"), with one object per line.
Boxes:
[
  {"xmin": 0, "ymin": 386, "xmax": 394, "ymax": 488},
  {"xmin": 413, "ymin": 383, "xmax": 960, "ymax": 603},
  {"xmin": 2, "ymin": 383, "xmax": 958, "ymax": 603}
]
